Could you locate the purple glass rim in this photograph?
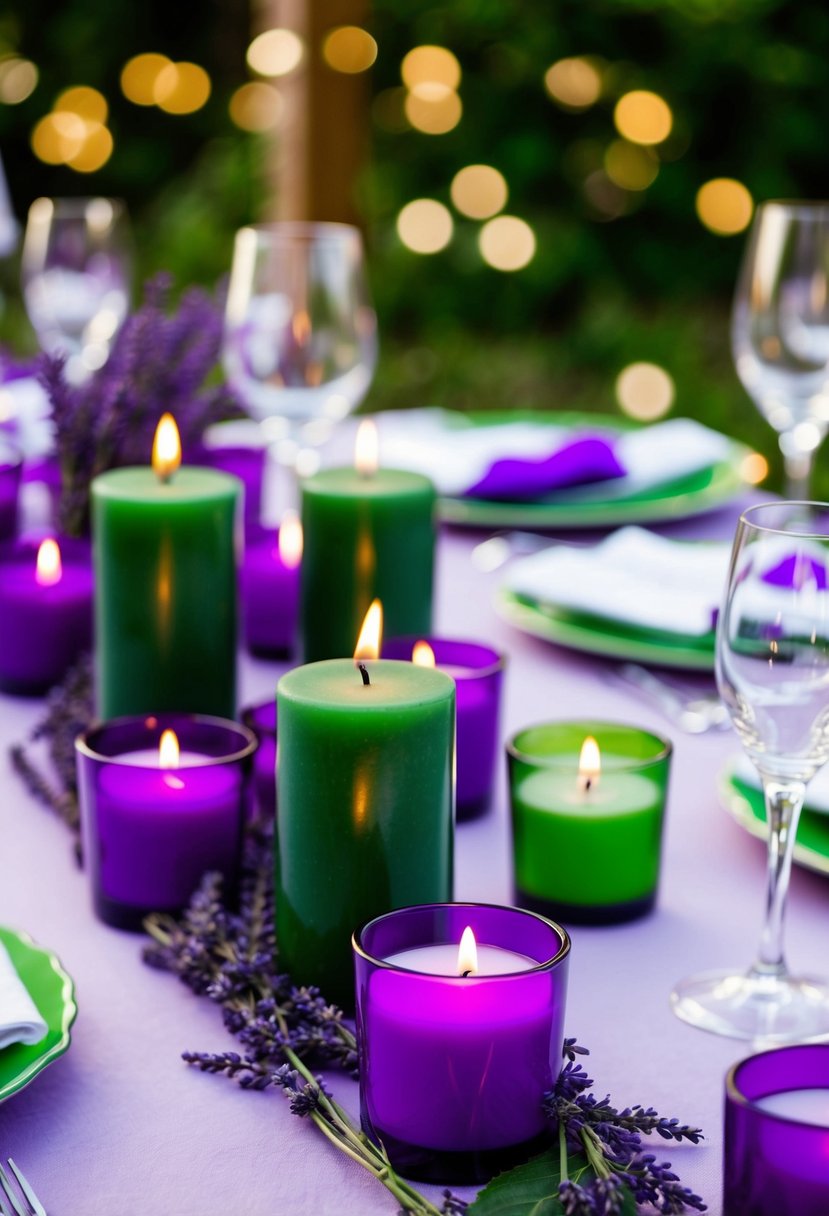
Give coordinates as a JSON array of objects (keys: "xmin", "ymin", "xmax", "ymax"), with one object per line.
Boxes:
[
  {"xmin": 506, "ymin": 719, "xmax": 672, "ymax": 772},
  {"xmin": 726, "ymin": 1044, "xmax": 829, "ymax": 1128},
  {"xmin": 76, "ymin": 713, "xmax": 257, "ymax": 768},
  {"xmin": 353, "ymin": 901, "xmax": 570, "ymax": 978},
  {"xmin": 241, "ymin": 699, "xmax": 277, "ymax": 735},
  {"xmin": 382, "ymin": 636, "xmax": 505, "ymax": 680}
]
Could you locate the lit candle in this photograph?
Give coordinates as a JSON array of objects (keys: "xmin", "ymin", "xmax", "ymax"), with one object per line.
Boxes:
[
  {"xmin": 91, "ymin": 414, "xmax": 241, "ymax": 718},
  {"xmin": 0, "ymin": 535, "xmax": 93, "ymax": 693},
  {"xmin": 76, "ymin": 713, "xmax": 256, "ymax": 930},
  {"xmin": 242, "ymin": 511, "xmax": 302, "ymax": 657},
  {"xmin": 300, "ymin": 419, "xmax": 436, "ymax": 660},
  {"xmin": 276, "ymin": 600, "xmax": 455, "ymax": 1009},
  {"xmin": 508, "ymin": 721, "xmax": 672, "ymax": 923},
  {"xmin": 353, "ymin": 903, "xmax": 570, "ymax": 1185}
]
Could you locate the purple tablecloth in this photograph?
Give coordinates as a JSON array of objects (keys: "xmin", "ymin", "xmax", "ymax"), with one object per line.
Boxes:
[{"xmin": 1, "ymin": 496, "xmax": 826, "ymax": 1215}]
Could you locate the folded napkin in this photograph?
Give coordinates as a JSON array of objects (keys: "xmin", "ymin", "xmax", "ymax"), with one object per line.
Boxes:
[
  {"xmin": 0, "ymin": 940, "xmax": 47, "ymax": 1049},
  {"xmin": 505, "ymin": 527, "xmax": 731, "ymax": 637},
  {"xmin": 733, "ymin": 755, "xmax": 829, "ymax": 816}
]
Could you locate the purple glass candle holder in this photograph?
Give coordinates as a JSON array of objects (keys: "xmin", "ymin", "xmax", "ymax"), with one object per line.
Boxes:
[
  {"xmin": 76, "ymin": 713, "xmax": 257, "ymax": 931},
  {"xmin": 0, "ymin": 438, "xmax": 21, "ymax": 540},
  {"xmin": 0, "ymin": 535, "xmax": 93, "ymax": 693},
  {"xmin": 353, "ymin": 902, "xmax": 570, "ymax": 1185},
  {"xmin": 724, "ymin": 1045, "xmax": 829, "ymax": 1215},
  {"xmin": 241, "ymin": 518, "xmax": 302, "ymax": 658},
  {"xmin": 190, "ymin": 430, "xmax": 266, "ymax": 535},
  {"xmin": 382, "ymin": 637, "xmax": 505, "ymax": 820},
  {"xmin": 241, "ymin": 698, "xmax": 277, "ymax": 818}
]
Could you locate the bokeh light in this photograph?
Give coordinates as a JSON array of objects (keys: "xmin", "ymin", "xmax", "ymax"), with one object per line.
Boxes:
[
  {"xmin": 544, "ymin": 57, "xmax": 601, "ymax": 109},
  {"xmin": 401, "ymin": 46, "xmax": 461, "ymax": 95},
  {"xmin": 397, "ymin": 199, "xmax": 453, "ymax": 254},
  {"xmin": 695, "ymin": 177, "xmax": 753, "ymax": 235},
  {"xmin": 247, "ymin": 29, "xmax": 304, "ymax": 78},
  {"xmin": 614, "ymin": 90, "xmax": 672, "ymax": 145},
  {"xmin": 31, "ymin": 112, "xmax": 85, "ymax": 164},
  {"xmin": 604, "ymin": 140, "xmax": 658, "ymax": 191},
  {"xmin": 121, "ymin": 53, "xmax": 172, "ymax": 106},
  {"xmin": 478, "ymin": 216, "xmax": 536, "ymax": 271},
  {"xmin": 739, "ymin": 452, "xmax": 769, "ymax": 485},
  {"xmin": 615, "ymin": 362, "xmax": 675, "ymax": 420},
  {"xmin": 65, "ymin": 121, "xmax": 113, "ymax": 172},
  {"xmin": 55, "ymin": 85, "xmax": 107, "ymax": 122},
  {"xmin": 322, "ymin": 26, "xmax": 377, "ymax": 74},
  {"xmin": 404, "ymin": 89, "xmax": 461, "ymax": 134},
  {"xmin": 583, "ymin": 170, "xmax": 629, "ymax": 220},
  {"xmin": 229, "ymin": 82, "xmax": 283, "ymax": 132},
  {"xmin": 0, "ymin": 57, "xmax": 38, "ymax": 104},
  {"xmin": 154, "ymin": 62, "xmax": 211, "ymax": 114},
  {"xmin": 450, "ymin": 164, "xmax": 508, "ymax": 219},
  {"xmin": 372, "ymin": 87, "xmax": 408, "ymax": 133}
]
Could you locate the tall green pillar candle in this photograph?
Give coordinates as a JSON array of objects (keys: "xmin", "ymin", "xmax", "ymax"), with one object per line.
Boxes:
[
  {"xmin": 92, "ymin": 417, "xmax": 240, "ymax": 719},
  {"xmin": 508, "ymin": 721, "xmax": 671, "ymax": 925},
  {"xmin": 300, "ymin": 425, "xmax": 436, "ymax": 661},
  {"xmin": 276, "ymin": 655, "xmax": 455, "ymax": 1008}
]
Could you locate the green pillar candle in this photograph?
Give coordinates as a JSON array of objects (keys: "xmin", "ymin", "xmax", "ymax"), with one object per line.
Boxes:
[
  {"xmin": 300, "ymin": 427, "xmax": 436, "ymax": 661},
  {"xmin": 92, "ymin": 421, "xmax": 240, "ymax": 719},
  {"xmin": 276, "ymin": 655, "xmax": 455, "ymax": 1009},
  {"xmin": 508, "ymin": 721, "xmax": 671, "ymax": 925}
]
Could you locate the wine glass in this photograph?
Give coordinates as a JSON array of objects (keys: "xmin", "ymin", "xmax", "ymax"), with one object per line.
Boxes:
[
  {"xmin": 222, "ymin": 222, "xmax": 377, "ymax": 503},
  {"xmin": 21, "ymin": 196, "xmax": 132, "ymax": 384},
  {"xmin": 732, "ymin": 201, "xmax": 829, "ymax": 501},
  {"xmin": 671, "ymin": 500, "xmax": 829, "ymax": 1043}
]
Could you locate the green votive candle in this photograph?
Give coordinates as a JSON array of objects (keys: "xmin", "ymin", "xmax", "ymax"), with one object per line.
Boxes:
[
  {"xmin": 508, "ymin": 721, "xmax": 671, "ymax": 925},
  {"xmin": 300, "ymin": 423, "xmax": 436, "ymax": 661},
  {"xmin": 276, "ymin": 654, "xmax": 455, "ymax": 1009},
  {"xmin": 92, "ymin": 415, "xmax": 240, "ymax": 719}
]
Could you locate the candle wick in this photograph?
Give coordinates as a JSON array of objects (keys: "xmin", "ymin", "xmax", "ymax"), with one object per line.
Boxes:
[
  {"xmin": 584, "ymin": 777, "xmax": 592, "ymax": 793},
  {"xmin": 358, "ymin": 662, "xmax": 371, "ymax": 687},
  {"xmin": 461, "ymin": 969, "xmax": 472, "ymax": 978}
]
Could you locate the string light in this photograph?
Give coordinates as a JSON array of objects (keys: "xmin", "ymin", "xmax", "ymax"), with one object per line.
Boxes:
[
  {"xmin": 615, "ymin": 363, "xmax": 675, "ymax": 420},
  {"xmin": 478, "ymin": 216, "xmax": 536, "ymax": 271},
  {"xmin": 121, "ymin": 53, "xmax": 172, "ymax": 106},
  {"xmin": 401, "ymin": 46, "xmax": 460, "ymax": 94},
  {"xmin": 397, "ymin": 199, "xmax": 453, "ymax": 254},
  {"xmin": 229, "ymin": 82, "xmax": 283, "ymax": 132},
  {"xmin": 323, "ymin": 27, "xmax": 377, "ymax": 74},
  {"xmin": 450, "ymin": 165, "xmax": 507, "ymax": 219},
  {"xmin": 544, "ymin": 57, "xmax": 601, "ymax": 109},
  {"xmin": 247, "ymin": 29, "xmax": 303, "ymax": 77},
  {"xmin": 695, "ymin": 178, "xmax": 753, "ymax": 235},
  {"xmin": 0, "ymin": 57, "xmax": 38, "ymax": 104},
  {"xmin": 614, "ymin": 90, "xmax": 672, "ymax": 145},
  {"xmin": 404, "ymin": 89, "xmax": 461, "ymax": 134},
  {"xmin": 154, "ymin": 62, "xmax": 211, "ymax": 114}
]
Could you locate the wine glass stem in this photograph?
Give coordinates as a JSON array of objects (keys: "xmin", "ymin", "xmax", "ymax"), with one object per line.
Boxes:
[
  {"xmin": 781, "ymin": 444, "xmax": 813, "ymax": 501},
  {"xmin": 752, "ymin": 778, "xmax": 806, "ymax": 978}
]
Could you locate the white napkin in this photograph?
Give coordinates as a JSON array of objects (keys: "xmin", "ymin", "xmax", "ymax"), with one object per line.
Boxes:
[
  {"xmin": 505, "ymin": 527, "xmax": 731, "ymax": 637},
  {"xmin": 372, "ymin": 410, "xmax": 734, "ymax": 498},
  {"xmin": 733, "ymin": 755, "xmax": 829, "ymax": 816},
  {"xmin": 0, "ymin": 940, "xmax": 47, "ymax": 1049}
]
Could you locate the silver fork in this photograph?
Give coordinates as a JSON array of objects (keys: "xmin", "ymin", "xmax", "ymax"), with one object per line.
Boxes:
[
  {"xmin": 616, "ymin": 663, "xmax": 731, "ymax": 735},
  {"xmin": 0, "ymin": 1161, "xmax": 46, "ymax": 1216}
]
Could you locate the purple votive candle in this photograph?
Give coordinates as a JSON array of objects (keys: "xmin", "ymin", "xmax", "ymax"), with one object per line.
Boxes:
[
  {"xmin": 241, "ymin": 698, "xmax": 277, "ymax": 817},
  {"xmin": 0, "ymin": 438, "xmax": 21, "ymax": 540},
  {"xmin": 190, "ymin": 425, "xmax": 266, "ymax": 535},
  {"xmin": 382, "ymin": 637, "xmax": 505, "ymax": 819},
  {"xmin": 0, "ymin": 536, "xmax": 92, "ymax": 693},
  {"xmin": 242, "ymin": 513, "xmax": 302, "ymax": 658},
  {"xmin": 353, "ymin": 903, "xmax": 570, "ymax": 1185},
  {"xmin": 725, "ymin": 1044, "xmax": 829, "ymax": 1215},
  {"xmin": 76, "ymin": 714, "xmax": 257, "ymax": 931}
]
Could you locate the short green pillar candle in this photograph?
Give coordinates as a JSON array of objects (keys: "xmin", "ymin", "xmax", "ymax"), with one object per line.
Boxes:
[
  {"xmin": 508, "ymin": 721, "xmax": 671, "ymax": 925},
  {"xmin": 276, "ymin": 654, "xmax": 455, "ymax": 1009}
]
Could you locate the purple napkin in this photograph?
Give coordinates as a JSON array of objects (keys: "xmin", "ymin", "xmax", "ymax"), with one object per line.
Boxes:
[
  {"xmin": 762, "ymin": 554, "xmax": 828, "ymax": 591},
  {"xmin": 463, "ymin": 434, "xmax": 626, "ymax": 502}
]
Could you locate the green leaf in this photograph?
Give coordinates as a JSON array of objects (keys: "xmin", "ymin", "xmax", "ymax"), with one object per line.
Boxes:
[{"xmin": 467, "ymin": 1150, "xmax": 638, "ymax": 1216}]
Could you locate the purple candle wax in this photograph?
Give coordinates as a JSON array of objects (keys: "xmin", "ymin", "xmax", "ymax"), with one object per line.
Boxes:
[
  {"xmin": 382, "ymin": 637, "xmax": 505, "ymax": 819},
  {"xmin": 354, "ymin": 903, "xmax": 569, "ymax": 1184},
  {"xmin": 241, "ymin": 698, "xmax": 277, "ymax": 817},
  {"xmin": 242, "ymin": 514, "xmax": 302, "ymax": 658},
  {"xmin": 0, "ymin": 536, "xmax": 92, "ymax": 693},
  {"xmin": 0, "ymin": 438, "xmax": 21, "ymax": 540}
]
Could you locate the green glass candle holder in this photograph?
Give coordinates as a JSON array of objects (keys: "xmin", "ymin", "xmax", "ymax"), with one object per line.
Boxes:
[{"xmin": 507, "ymin": 720, "xmax": 672, "ymax": 925}]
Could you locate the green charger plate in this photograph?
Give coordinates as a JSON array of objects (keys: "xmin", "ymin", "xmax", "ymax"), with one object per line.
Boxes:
[
  {"xmin": 437, "ymin": 411, "xmax": 751, "ymax": 529},
  {"xmin": 0, "ymin": 926, "xmax": 77, "ymax": 1102},
  {"xmin": 720, "ymin": 762, "xmax": 829, "ymax": 877},
  {"xmin": 496, "ymin": 587, "xmax": 716, "ymax": 671}
]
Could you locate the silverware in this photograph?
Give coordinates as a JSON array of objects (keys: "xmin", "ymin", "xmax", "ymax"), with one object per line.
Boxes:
[
  {"xmin": 0, "ymin": 1160, "xmax": 47, "ymax": 1216},
  {"xmin": 617, "ymin": 663, "xmax": 731, "ymax": 735},
  {"xmin": 470, "ymin": 530, "xmax": 586, "ymax": 572}
]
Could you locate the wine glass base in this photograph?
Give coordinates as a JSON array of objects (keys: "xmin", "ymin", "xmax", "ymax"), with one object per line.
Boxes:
[{"xmin": 670, "ymin": 968, "xmax": 829, "ymax": 1045}]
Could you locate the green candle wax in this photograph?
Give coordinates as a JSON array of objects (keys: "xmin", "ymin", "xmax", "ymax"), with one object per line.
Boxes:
[
  {"xmin": 92, "ymin": 466, "xmax": 240, "ymax": 719},
  {"xmin": 276, "ymin": 658, "xmax": 455, "ymax": 1008},
  {"xmin": 300, "ymin": 467, "xmax": 436, "ymax": 661}
]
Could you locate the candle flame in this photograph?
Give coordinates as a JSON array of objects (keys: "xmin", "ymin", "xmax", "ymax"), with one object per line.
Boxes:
[
  {"xmin": 412, "ymin": 640, "xmax": 436, "ymax": 667},
  {"xmin": 578, "ymin": 735, "xmax": 601, "ymax": 794},
  {"xmin": 35, "ymin": 538, "xmax": 62, "ymax": 587},
  {"xmin": 292, "ymin": 308, "xmax": 311, "ymax": 346},
  {"xmin": 278, "ymin": 511, "xmax": 303, "ymax": 568},
  {"xmin": 158, "ymin": 729, "xmax": 180, "ymax": 769},
  {"xmin": 354, "ymin": 599, "xmax": 383, "ymax": 662},
  {"xmin": 354, "ymin": 419, "xmax": 379, "ymax": 477},
  {"xmin": 152, "ymin": 413, "xmax": 182, "ymax": 482},
  {"xmin": 457, "ymin": 926, "xmax": 478, "ymax": 976}
]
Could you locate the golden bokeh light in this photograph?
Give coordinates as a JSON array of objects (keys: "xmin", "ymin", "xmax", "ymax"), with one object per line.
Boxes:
[
  {"xmin": 31, "ymin": 112, "xmax": 85, "ymax": 164},
  {"xmin": 583, "ymin": 170, "xmax": 629, "ymax": 220},
  {"xmin": 695, "ymin": 177, "xmax": 754, "ymax": 235},
  {"xmin": 55, "ymin": 85, "xmax": 107, "ymax": 123},
  {"xmin": 404, "ymin": 89, "xmax": 461, "ymax": 135},
  {"xmin": 604, "ymin": 140, "xmax": 658, "ymax": 191},
  {"xmin": 450, "ymin": 164, "xmax": 508, "ymax": 219},
  {"xmin": 478, "ymin": 216, "xmax": 536, "ymax": 272},
  {"xmin": 615, "ymin": 362, "xmax": 675, "ymax": 420},
  {"xmin": 229, "ymin": 82, "xmax": 283, "ymax": 132},
  {"xmin": 544, "ymin": 57, "xmax": 601, "ymax": 109},
  {"xmin": 739, "ymin": 451, "xmax": 769, "ymax": 485},
  {"xmin": 154, "ymin": 62, "xmax": 211, "ymax": 114},
  {"xmin": 614, "ymin": 90, "xmax": 672, "ymax": 146},
  {"xmin": 247, "ymin": 28, "xmax": 304, "ymax": 77},
  {"xmin": 323, "ymin": 26, "xmax": 377, "ymax": 74},
  {"xmin": 397, "ymin": 199, "xmax": 453, "ymax": 254},
  {"xmin": 0, "ymin": 57, "xmax": 38, "ymax": 105},
  {"xmin": 401, "ymin": 45, "xmax": 460, "ymax": 93},
  {"xmin": 121, "ymin": 53, "xmax": 172, "ymax": 106},
  {"xmin": 65, "ymin": 121, "xmax": 113, "ymax": 172}
]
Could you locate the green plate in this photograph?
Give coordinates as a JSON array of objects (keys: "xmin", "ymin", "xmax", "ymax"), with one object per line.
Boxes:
[
  {"xmin": 437, "ymin": 411, "xmax": 751, "ymax": 529},
  {"xmin": 720, "ymin": 763, "xmax": 829, "ymax": 877},
  {"xmin": 496, "ymin": 587, "xmax": 716, "ymax": 671},
  {"xmin": 0, "ymin": 927, "xmax": 77, "ymax": 1102}
]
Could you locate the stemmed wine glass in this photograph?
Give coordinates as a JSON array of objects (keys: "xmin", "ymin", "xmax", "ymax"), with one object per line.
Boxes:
[
  {"xmin": 222, "ymin": 222, "xmax": 377, "ymax": 506},
  {"xmin": 21, "ymin": 197, "xmax": 132, "ymax": 383},
  {"xmin": 732, "ymin": 201, "xmax": 829, "ymax": 501},
  {"xmin": 672, "ymin": 500, "xmax": 829, "ymax": 1043}
]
